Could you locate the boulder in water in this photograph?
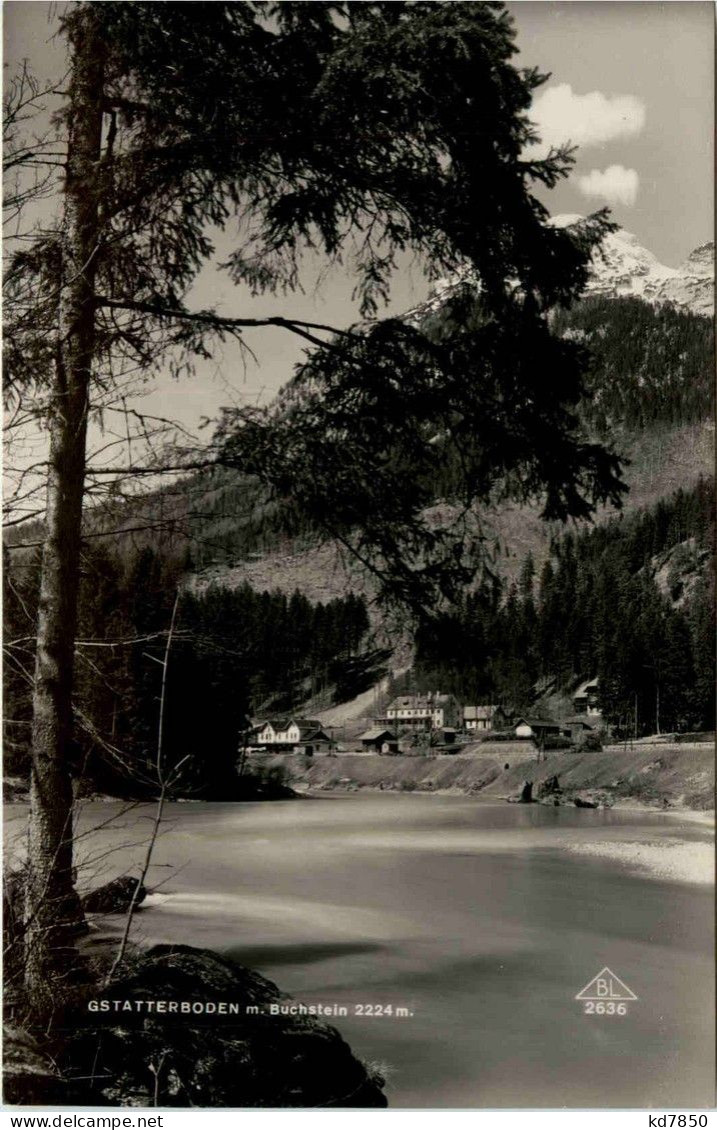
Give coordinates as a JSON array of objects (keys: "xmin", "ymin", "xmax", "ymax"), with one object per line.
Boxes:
[
  {"xmin": 81, "ymin": 876, "xmax": 146, "ymax": 915},
  {"xmin": 538, "ymin": 775, "xmax": 561, "ymax": 798}
]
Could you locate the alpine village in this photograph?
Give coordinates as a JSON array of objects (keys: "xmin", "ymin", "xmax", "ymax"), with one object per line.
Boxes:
[{"xmin": 3, "ymin": 2, "xmax": 714, "ymax": 1112}]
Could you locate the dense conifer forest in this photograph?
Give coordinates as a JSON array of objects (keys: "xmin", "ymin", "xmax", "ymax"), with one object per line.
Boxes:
[
  {"xmin": 4, "ymin": 548, "xmax": 371, "ymax": 795},
  {"xmin": 408, "ymin": 478, "xmax": 715, "ymax": 736},
  {"xmin": 553, "ymin": 295, "xmax": 714, "ymax": 432}
]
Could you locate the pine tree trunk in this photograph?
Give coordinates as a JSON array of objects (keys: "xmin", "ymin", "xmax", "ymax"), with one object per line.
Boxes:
[{"xmin": 24, "ymin": 8, "xmax": 105, "ymax": 1006}]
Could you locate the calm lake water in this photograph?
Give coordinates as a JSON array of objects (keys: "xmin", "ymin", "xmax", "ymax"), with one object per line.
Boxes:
[{"xmin": 4, "ymin": 795, "xmax": 715, "ymax": 1108}]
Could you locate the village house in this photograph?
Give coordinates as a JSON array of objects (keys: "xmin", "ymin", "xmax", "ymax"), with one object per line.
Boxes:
[
  {"xmin": 463, "ymin": 704, "xmax": 508, "ymax": 733},
  {"xmin": 358, "ymin": 727, "xmax": 399, "ymax": 753},
  {"xmin": 251, "ymin": 717, "xmax": 332, "ymax": 754},
  {"xmin": 382, "ymin": 693, "xmax": 461, "ymax": 731},
  {"xmin": 573, "ymin": 678, "xmax": 601, "ymax": 716},
  {"xmin": 561, "ymin": 716, "xmax": 598, "ymax": 741},
  {"xmin": 514, "ymin": 717, "xmax": 561, "ymax": 740}
]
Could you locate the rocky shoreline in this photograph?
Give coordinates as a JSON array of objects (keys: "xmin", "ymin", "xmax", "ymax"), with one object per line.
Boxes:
[
  {"xmin": 4, "ymin": 946, "xmax": 386, "ymax": 1109},
  {"xmin": 5, "ymin": 739, "xmax": 714, "ymax": 815},
  {"xmin": 253, "ymin": 743, "xmax": 715, "ymax": 814},
  {"xmin": 3, "ymin": 879, "xmax": 386, "ymax": 1108}
]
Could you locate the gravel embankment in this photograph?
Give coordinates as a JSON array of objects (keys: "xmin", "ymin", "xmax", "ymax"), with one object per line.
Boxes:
[{"xmin": 253, "ymin": 742, "xmax": 715, "ymax": 812}]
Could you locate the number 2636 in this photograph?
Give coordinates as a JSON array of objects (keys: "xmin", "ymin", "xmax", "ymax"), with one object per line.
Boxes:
[{"xmin": 584, "ymin": 1001, "xmax": 628, "ymax": 1015}]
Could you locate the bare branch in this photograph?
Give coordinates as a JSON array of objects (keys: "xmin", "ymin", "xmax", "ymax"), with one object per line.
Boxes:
[
  {"xmin": 94, "ymin": 296, "xmax": 355, "ymax": 351},
  {"xmin": 105, "ymin": 591, "xmax": 183, "ymax": 982}
]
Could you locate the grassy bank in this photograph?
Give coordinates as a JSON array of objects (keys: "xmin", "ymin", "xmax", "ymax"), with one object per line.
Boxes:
[{"xmin": 251, "ymin": 741, "xmax": 715, "ymax": 812}]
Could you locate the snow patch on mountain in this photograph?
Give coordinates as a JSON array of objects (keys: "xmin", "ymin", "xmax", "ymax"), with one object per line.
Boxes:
[
  {"xmin": 552, "ymin": 215, "xmax": 713, "ymax": 316},
  {"xmin": 408, "ymin": 217, "xmax": 714, "ymax": 324}
]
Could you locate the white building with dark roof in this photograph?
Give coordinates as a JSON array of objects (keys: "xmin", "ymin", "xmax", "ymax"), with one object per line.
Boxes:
[
  {"xmin": 359, "ymin": 727, "xmax": 398, "ymax": 752},
  {"xmin": 514, "ymin": 717, "xmax": 561, "ymax": 739},
  {"xmin": 383, "ymin": 693, "xmax": 460, "ymax": 731},
  {"xmin": 252, "ymin": 718, "xmax": 331, "ymax": 751},
  {"xmin": 463, "ymin": 704, "xmax": 507, "ymax": 732}
]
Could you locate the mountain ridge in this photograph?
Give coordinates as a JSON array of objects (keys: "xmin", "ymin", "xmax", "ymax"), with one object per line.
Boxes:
[
  {"xmin": 551, "ymin": 214, "xmax": 714, "ymax": 317},
  {"xmin": 406, "ymin": 216, "xmax": 714, "ymax": 323}
]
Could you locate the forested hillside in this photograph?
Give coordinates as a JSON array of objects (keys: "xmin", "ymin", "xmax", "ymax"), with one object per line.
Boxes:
[
  {"xmin": 5, "ymin": 292, "xmax": 714, "ymax": 789},
  {"xmin": 167, "ymin": 296, "xmax": 715, "ymax": 627},
  {"xmin": 4, "ymin": 545, "xmax": 371, "ymax": 796},
  {"xmin": 553, "ymin": 296, "xmax": 714, "ymax": 432},
  {"xmin": 408, "ymin": 479, "xmax": 715, "ymax": 736},
  {"xmin": 7, "ymin": 297, "xmax": 711, "ymax": 576}
]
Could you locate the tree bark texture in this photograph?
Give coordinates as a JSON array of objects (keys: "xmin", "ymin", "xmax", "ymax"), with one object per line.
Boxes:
[{"xmin": 24, "ymin": 7, "xmax": 105, "ymax": 1004}]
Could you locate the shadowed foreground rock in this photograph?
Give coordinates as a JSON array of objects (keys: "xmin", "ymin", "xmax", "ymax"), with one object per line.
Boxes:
[
  {"xmin": 3, "ymin": 1028, "xmax": 68, "ymax": 1105},
  {"xmin": 53, "ymin": 945, "xmax": 387, "ymax": 1108}
]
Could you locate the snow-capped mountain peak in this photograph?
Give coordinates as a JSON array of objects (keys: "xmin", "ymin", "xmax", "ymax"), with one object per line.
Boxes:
[
  {"xmin": 551, "ymin": 214, "xmax": 713, "ymax": 317},
  {"xmin": 409, "ymin": 217, "xmax": 714, "ymax": 323}
]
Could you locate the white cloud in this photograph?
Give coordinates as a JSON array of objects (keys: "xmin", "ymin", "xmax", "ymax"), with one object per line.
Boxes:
[
  {"xmin": 530, "ymin": 83, "xmax": 646, "ymax": 153},
  {"xmin": 577, "ymin": 165, "xmax": 640, "ymax": 206}
]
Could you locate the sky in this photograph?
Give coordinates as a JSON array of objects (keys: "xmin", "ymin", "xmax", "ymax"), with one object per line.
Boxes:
[
  {"xmin": 508, "ymin": 1, "xmax": 714, "ymax": 266},
  {"xmin": 3, "ymin": 1, "xmax": 715, "ymax": 489}
]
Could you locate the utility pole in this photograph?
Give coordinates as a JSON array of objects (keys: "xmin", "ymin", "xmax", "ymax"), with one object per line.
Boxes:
[
  {"xmin": 655, "ymin": 681, "xmax": 661, "ymax": 736},
  {"xmin": 634, "ymin": 692, "xmax": 638, "ymax": 745}
]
